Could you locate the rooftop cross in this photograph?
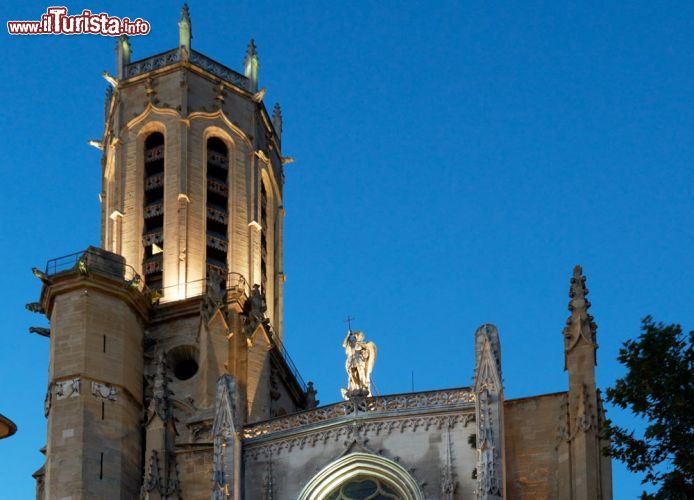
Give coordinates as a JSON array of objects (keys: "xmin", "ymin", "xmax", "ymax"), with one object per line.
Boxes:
[{"xmin": 343, "ymin": 315, "xmax": 355, "ymax": 332}]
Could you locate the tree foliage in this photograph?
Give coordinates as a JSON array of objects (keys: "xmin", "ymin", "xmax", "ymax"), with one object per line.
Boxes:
[{"xmin": 604, "ymin": 316, "xmax": 694, "ymax": 499}]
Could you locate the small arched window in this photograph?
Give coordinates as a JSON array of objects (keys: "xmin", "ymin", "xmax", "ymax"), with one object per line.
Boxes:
[
  {"xmin": 206, "ymin": 137, "xmax": 229, "ymax": 288},
  {"xmin": 142, "ymin": 132, "xmax": 165, "ymax": 290}
]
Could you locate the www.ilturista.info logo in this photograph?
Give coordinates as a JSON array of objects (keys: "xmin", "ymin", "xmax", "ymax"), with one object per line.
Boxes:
[{"xmin": 7, "ymin": 7, "xmax": 150, "ymax": 36}]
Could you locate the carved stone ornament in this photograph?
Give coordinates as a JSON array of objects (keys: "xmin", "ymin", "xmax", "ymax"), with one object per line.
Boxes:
[
  {"xmin": 244, "ymin": 284, "xmax": 270, "ymax": 336},
  {"xmin": 140, "ymin": 450, "xmax": 160, "ymax": 497},
  {"xmin": 202, "ymin": 272, "xmax": 227, "ymax": 324},
  {"xmin": 55, "ymin": 378, "xmax": 80, "ymax": 400},
  {"xmin": 91, "ymin": 381, "xmax": 118, "ymax": 401},
  {"xmin": 188, "ymin": 420, "xmax": 212, "ymax": 442},
  {"xmin": 244, "ymin": 388, "xmax": 475, "ymax": 440},
  {"xmin": 148, "ymin": 352, "xmax": 174, "ymax": 422},
  {"xmin": 473, "ymin": 324, "xmax": 503, "ymax": 500},
  {"xmin": 440, "ymin": 422, "xmax": 457, "ymax": 499},
  {"xmin": 575, "ymin": 383, "xmax": 595, "ymax": 434},
  {"xmin": 262, "ymin": 458, "xmax": 273, "ymax": 500},
  {"xmin": 556, "ymin": 393, "xmax": 571, "ymax": 446},
  {"xmin": 341, "ymin": 330, "xmax": 377, "ymax": 399},
  {"xmin": 244, "ymin": 412, "xmax": 473, "ymax": 461},
  {"xmin": 212, "ymin": 375, "xmax": 239, "ymax": 500},
  {"xmin": 563, "ymin": 265, "xmax": 598, "ymax": 368},
  {"xmin": 44, "ymin": 388, "xmax": 51, "ymax": 417},
  {"xmin": 25, "ymin": 302, "xmax": 44, "ymax": 314},
  {"xmin": 305, "ymin": 381, "xmax": 319, "ymax": 409}
]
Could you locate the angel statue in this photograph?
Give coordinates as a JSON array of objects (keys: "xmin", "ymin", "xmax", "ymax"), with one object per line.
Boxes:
[{"xmin": 341, "ymin": 330, "xmax": 377, "ymax": 400}]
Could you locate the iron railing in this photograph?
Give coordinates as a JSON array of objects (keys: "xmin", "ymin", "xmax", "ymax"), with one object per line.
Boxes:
[
  {"xmin": 45, "ymin": 248, "xmax": 145, "ymax": 293},
  {"xmin": 42, "ymin": 249, "xmax": 307, "ymax": 392},
  {"xmin": 272, "ymin": 335, "xmax": 307, "ymax": 393}
]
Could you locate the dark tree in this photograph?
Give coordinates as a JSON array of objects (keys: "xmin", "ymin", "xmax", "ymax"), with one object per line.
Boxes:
[{"xmin": 604, "ymin": 316, "xmax": 694, "ymax": 499}]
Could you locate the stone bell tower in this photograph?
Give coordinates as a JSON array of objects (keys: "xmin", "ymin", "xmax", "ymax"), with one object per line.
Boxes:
[{"xmin": 31, "ymin": 5, "xmax": 308, "ymax": 499}]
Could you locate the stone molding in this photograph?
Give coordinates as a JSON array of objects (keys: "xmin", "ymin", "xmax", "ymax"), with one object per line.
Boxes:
[
  {"xmin": 244, "ymin": 388, "xmax": 475, "ymax": 441},
  {"xmin": 244, "ymin": 412, "xmax": 474, "ymax": 461}
]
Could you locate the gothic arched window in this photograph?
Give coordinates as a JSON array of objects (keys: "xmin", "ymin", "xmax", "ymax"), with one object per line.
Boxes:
[
  {"xmin": 143, "ymin": 132, "xmax": 165, "ymax": 290},
  {"xmin": 325, "ymin": 475, "xmax": 400, "ymax": 500},
  {"xmin": 206, "ymin": 137, "xmax": 229, "ymax": 287},
  {"xmin": 298, "ymin": 452, "xmax": 423, "ymax": 500}
]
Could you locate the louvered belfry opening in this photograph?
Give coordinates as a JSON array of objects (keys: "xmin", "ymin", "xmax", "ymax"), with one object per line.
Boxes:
[
  {"xmin": 143, "ymin": 132, "xmax": 165, "ymax": 290},
  {"xmin": 260, "ymin": 181, "xmax": 268, "ymax": 292},
  {"xmin": 206, "ymin": 137, "xmax": 229, "ymax": 290}
]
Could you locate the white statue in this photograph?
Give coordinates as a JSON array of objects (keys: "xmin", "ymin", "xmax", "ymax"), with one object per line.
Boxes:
[{"xmin": 341, "ymin": 330, "xmax": 377, "ymax": 399}]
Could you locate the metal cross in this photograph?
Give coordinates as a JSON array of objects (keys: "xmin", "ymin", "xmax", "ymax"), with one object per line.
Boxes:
[{"xmin": 344, "ymin": 315, "xmax": 355, "ymax": 332}]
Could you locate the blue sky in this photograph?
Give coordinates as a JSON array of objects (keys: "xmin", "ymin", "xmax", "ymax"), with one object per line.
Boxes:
[{"xmin": 1, "ymin": 1, "xmax": 692, "ymax": 497}]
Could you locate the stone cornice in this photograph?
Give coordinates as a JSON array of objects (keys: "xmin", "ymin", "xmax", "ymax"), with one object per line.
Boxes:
[
  {"xmin": 243, "ymin": 411, "xmax": 474, "ymax": 461},
  {"xmin": 40, "ymin": 270, "xmax": 149, "ymax": 321},
  {"xmin": 243, "ymin": 388, "xmax": 475, "ymax": 444}
]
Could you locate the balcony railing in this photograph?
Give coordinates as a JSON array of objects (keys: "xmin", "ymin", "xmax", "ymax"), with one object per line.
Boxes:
[{"xmin": 44, "ymin": 248, "xmax": 145, "ymax": 293}]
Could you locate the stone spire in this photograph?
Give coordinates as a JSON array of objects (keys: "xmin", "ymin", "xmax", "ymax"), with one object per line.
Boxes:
[
  {"xmin": 244, "ymin": 39, "xmax": 260, "ymax": 92},
  {"xmin": 563, "ymin": 265, "xmax": 597, "ymax": 370},
  {"xmin": 272, "ymin": 103, "xmax": 282, "ymax": 140},
  {"xmin": 178, "ymin": 3, "xmax": 192, "ymax": 52},
  {"xmin": 473, "ymin": 324, "xmax": 504, "ymax": 500},
  {"xmin": 557, "ymin": 265, "xmax": 611, "ymax": 500}
]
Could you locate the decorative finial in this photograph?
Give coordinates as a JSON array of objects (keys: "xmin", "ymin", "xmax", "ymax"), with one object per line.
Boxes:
[
  {"xmin": 563, "ymin": 265, "xmax": 598, "ymax": 367},
  {"xmin": 306, "ymin": 381, "xmax": 319, "ymax": 409},
  {"xmin": 150, "ymin": 352, "xmax": 175, "ymax": 421},
  {"xmin": 272, "ymin": 103, "xmax": 283, "ymax": 139},
  {"xmin": 114, "ymin": 35, "xmax": 131, "ymax": 79},
  {"xmin": 244, "ymin": 38, "xmax": 260, "ymax": 92},
  {"xmin": 178, "ymin": 3, "xmax": 192, "ymax": 52},
  {"xmin": 340, "ymin": 329, "xmax": 376, "ymax": 400}
]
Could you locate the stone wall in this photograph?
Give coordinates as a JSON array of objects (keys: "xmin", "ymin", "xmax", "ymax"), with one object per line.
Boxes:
[{"xmin": 503, "ymin": 392, "xmax": 565, "ymax": 499}]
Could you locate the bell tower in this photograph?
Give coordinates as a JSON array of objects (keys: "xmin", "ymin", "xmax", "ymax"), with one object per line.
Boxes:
[
  {"xmin": 101, "ymin": 9, "xmax": 285, "ymax": 337},
  {"xmin": 33, "ymin": 6, "xmax": 308, "ymax": 499}
]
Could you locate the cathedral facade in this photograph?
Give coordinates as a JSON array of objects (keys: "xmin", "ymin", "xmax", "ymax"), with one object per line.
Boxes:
[{"xmin": 29, "ymin": 8, "xmax": 612, "ymax": 499}]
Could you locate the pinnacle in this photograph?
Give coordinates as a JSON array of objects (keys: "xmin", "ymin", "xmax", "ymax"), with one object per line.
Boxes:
[
  {"xmin": 246, "ymin": 38, "xmax": 259, "ymax": 61},
  {"xmin": 180, "ymin": 3, "xmax": 191, "ymax": 22},
  {"xmin": 563, "ymin": 265, "xmax": 598, "ymax": 361},
  {"xmin": 568, "ymin": 264, "xmax": 590, "ymax": 313}
]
